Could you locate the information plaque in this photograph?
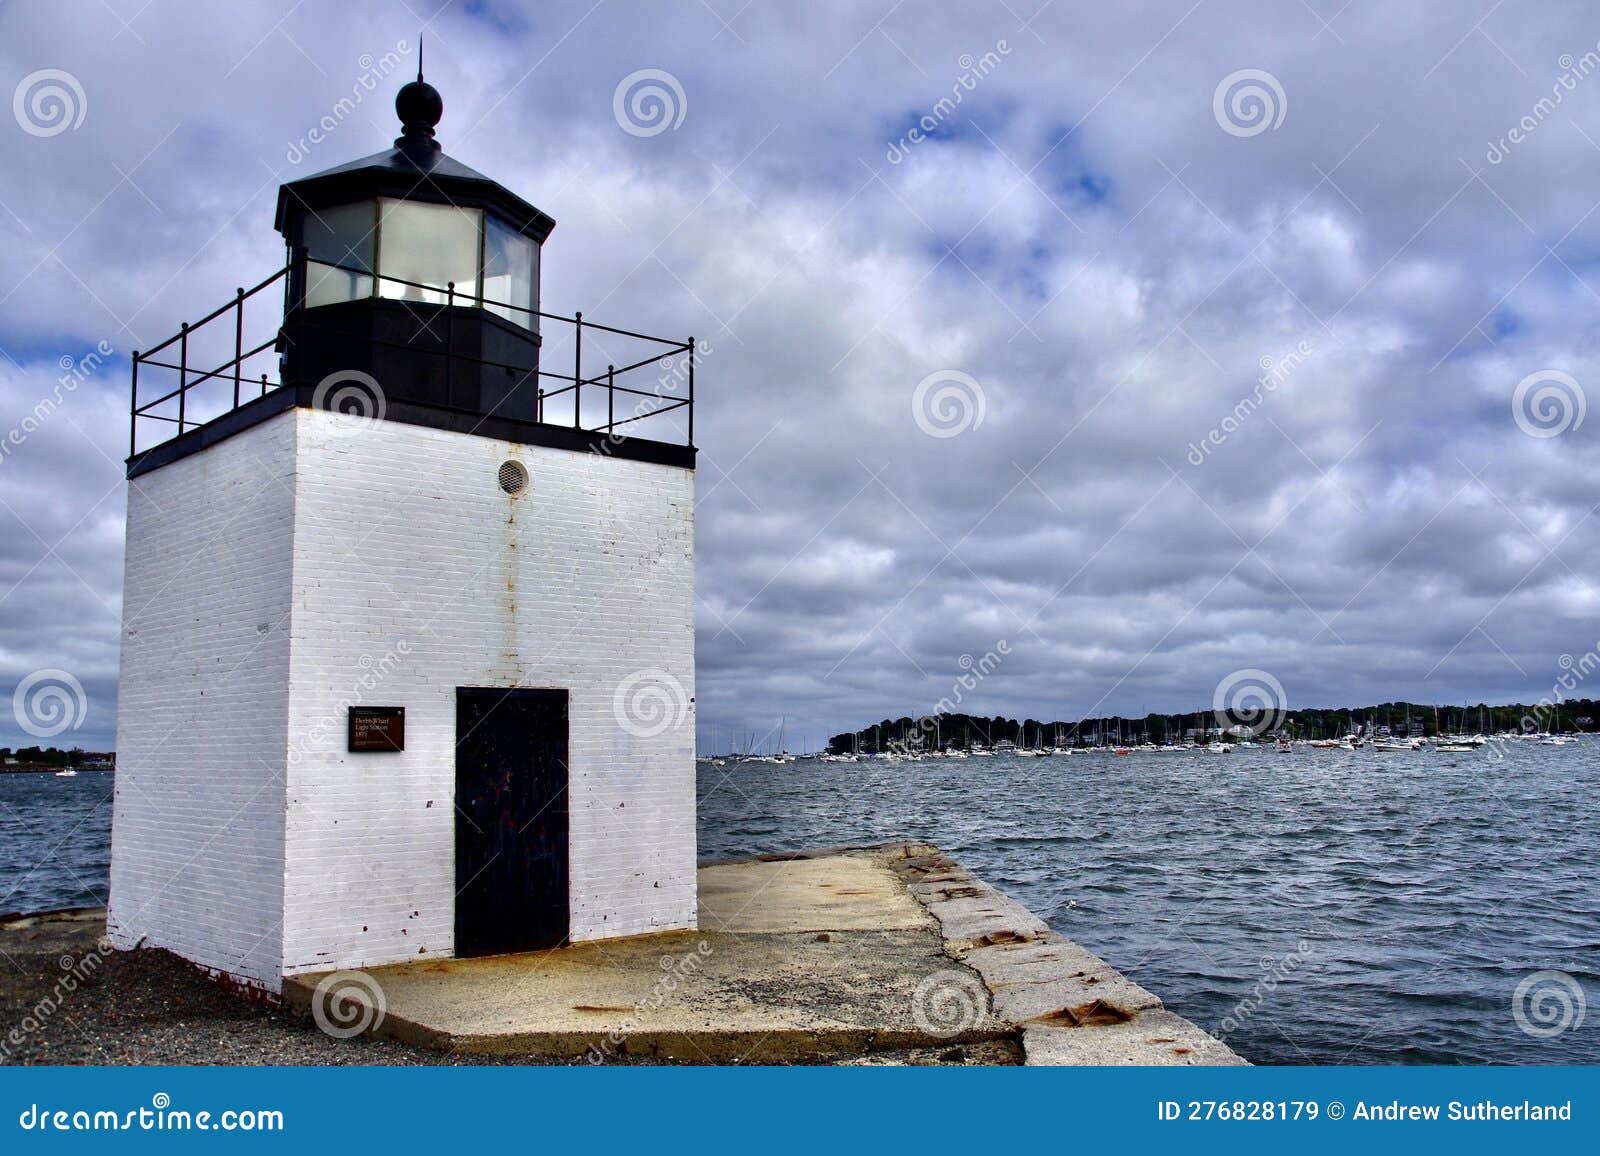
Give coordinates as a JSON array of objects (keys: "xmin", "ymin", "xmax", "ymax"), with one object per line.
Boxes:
[{"xmin": 348, "ymin": 706, "xmax": 405, "ymax": 752}]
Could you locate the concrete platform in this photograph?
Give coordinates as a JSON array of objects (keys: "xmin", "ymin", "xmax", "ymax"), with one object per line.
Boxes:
[{"xmin": 283, "ymin": 843, "xmax": 1246, "ymax": 1065}]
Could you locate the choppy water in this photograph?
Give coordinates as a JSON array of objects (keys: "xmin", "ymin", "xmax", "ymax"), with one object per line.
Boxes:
[
  {"xmin": 5, "ymin": 745, "xmax": 1597, "ymax": 1064},
  {"xmin": 0, "ymin": 771, "xmax": 113, "ymax": 915},
  {"xmin": 698, "ymin": 742, "xmax": 1600, "ymax": 1065}
]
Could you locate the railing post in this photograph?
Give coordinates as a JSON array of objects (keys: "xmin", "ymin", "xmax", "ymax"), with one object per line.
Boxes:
[
  {"xmin": 233, "ymin": 286, "xmax": 244, "ymax": 409},
  {"xmin": 261, "ymin": 373, "xmax": 268, "ymax": 398},
  {"xmin": 573, "ymin": 311, "xmax": 583, "ymax": 428},
  {"xmin": 687, "ymin": 336, "xmax": 695, "ymax": 447},
  {"xmin": 129, "ymin": 351, "xmax": 140, "ymax": 459},
  {"xmin": 177, "ymin": 322, "xmax": 188, "ymax": 436},
  {"xmin": 607, "ymin": 364, "xmax": 614, "ymax": 432},
  {"xmin": 446, "ymin": 281, "xmax": 455, "ymax": 409}
]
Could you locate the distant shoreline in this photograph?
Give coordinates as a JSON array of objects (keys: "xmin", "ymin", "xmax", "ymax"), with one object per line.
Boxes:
[{"xmin": 0, "ymin": 766, "xmax": 114, "ymax": 775}]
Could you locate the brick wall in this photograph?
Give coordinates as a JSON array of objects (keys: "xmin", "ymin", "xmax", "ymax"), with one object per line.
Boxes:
[
  {"xmin": 113, "ymin": 408, "xmax": 698, "ymax": 989},
  {"xmin": 279, "ymin": 408, "xmax": 697, "ymax": 975},
  {"xmin": 107, "ymin": 416, "xmax": 295, "ymax": 991}
]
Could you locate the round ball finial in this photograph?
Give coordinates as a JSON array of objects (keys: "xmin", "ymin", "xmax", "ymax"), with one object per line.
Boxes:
[
  {"xmin": 393, "ymin": 34, "xmax": 442, "ymax": 160},
  {"xmin": 396, "ymin": 79, "xmax": 443, "ymax": 131}
]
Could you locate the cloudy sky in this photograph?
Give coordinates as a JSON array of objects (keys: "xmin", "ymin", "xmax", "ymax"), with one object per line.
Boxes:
[{"xmin": 1, "ymin": 0, "xmax": 1598, "ymax": 753}]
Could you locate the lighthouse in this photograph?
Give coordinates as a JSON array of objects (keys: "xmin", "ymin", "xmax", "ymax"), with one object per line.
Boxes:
[{"xmin": 108, "ymin": 73, "xmax": 698, "ymax": 994}]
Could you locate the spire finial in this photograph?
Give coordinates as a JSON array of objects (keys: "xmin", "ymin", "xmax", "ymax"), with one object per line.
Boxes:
[{"xmin": 394, "ymin": 54, "xmax": 443, "ymax": 165}]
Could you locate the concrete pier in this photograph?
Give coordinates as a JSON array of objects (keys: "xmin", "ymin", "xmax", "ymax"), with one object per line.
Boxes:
[{"xmin": 283, "ymin": 843, "xmax": 1245, "ymax": 1065}]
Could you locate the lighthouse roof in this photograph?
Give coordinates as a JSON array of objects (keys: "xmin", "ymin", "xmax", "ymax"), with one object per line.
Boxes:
[{"xmin": 274, "ymin": 75, "xmax": 555, "ymax": 242}]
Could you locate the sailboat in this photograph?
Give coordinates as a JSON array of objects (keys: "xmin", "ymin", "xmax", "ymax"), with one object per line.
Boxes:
[{"xmin": 1541, "ymin": 706, "xmax": 1577, "ymax": 745}]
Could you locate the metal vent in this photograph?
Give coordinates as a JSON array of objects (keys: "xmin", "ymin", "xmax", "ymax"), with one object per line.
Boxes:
[{"xmin": 498, "ymin": 460, "xmax": 528, "ymax": 495}]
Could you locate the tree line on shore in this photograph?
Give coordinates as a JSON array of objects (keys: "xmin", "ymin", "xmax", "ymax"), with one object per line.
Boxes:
[
  {"xmin": 0, "ymin": 746, "xmax": 113, "ymax": 770},
  {"xmin": 826, "ymin": 699, "xmax": 1599, "ymax": 754}
]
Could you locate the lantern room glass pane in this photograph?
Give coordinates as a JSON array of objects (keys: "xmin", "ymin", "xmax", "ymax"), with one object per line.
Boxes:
[
  {"xmin": 482, "ymin": 216, "xmax": 537, "ymax": 329},
  {"xmin": 375, "ymin": 199, "xmax": 481, "ymax": 304},
  {"xmin": 302, "ymin": 201, "xmax": 375, "ymax": 308}
]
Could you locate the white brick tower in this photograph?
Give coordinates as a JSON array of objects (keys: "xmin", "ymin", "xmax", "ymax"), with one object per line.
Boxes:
[{"xmin": 109, "ymin": 73, "xmax": 698, "ymax": 994}]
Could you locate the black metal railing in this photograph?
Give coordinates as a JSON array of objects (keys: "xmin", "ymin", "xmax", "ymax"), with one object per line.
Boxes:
[{"xmin": 130, "ymin": 252, "xmax": 695, "ymax": 458}]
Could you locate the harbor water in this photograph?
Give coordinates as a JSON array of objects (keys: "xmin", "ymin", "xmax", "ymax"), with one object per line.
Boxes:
[{"xmin": 3, "ymin": 740, "xmax": 1596, "ymax": 1064}]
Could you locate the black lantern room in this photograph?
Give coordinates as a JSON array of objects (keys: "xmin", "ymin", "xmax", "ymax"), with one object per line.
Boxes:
[
  {"xmin": 274, "ymin": 70, "xmax": 555, "ymax": 421},
  {"xmin": 128, "ymin": 72, "xmax": 694, "ymax": 479}
]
